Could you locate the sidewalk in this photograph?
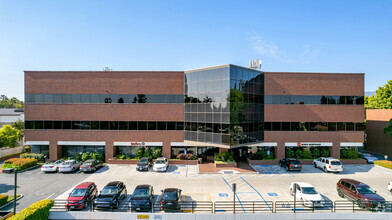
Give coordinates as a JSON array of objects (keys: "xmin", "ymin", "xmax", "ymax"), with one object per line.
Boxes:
[{"xmin": 198, "ymin": 161, "xmax": 257, "ymax": 174}]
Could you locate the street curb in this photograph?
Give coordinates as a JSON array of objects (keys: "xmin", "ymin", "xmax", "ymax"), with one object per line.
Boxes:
[{"xmin": 0, "ymin": 194, "xmax": 24, "ymax": 210}]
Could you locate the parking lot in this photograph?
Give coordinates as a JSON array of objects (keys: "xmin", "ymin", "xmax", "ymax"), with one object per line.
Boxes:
[{"xmin": 53, "ymin": 163, "xmax": 392, "ymax": 213}]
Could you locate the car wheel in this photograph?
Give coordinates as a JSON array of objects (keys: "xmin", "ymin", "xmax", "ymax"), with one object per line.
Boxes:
[
  {"xmin": 93, "ymin": 168, "xmax": 96, "ymax": 172},
  {"xmin": 314, "ymin": 163, "xmax": 317, "ymax": 168},
  {"xmin": 279, "ymin": 162, "xmax": 282, "ymax": 167},
  {"xmin": 72, "ymin": 168, "xmax": 75, "ymax": 173},
  {"xmin": 337, "ymin": 189, "xmax": 344, "ymax": 198},
  {"xmin": 323, "ymin": 167, "xmax": 328, "ymax": 173},
  {"xmin": 56, "ymin": 167, "xmax": 59, "ymax": 172},
  {"xmin": 116, "ymin": 201, "xmax": 120, "ymax": 209},
  {"xmin": 286, "ymin": 166, "xmax": 289, "ymax": 171}
]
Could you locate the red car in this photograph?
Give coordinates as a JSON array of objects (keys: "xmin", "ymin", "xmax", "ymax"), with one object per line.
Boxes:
[{"xmin": 66, "ymin": 182, "xmax": 98, "ymax": 210}]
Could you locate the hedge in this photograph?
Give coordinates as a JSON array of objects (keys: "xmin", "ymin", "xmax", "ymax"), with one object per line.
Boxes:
[
  {"xmin": 1, "ymin": 158, "xmax": 38, "ymax": 171},
  {"xmin": 20, "ymin": 153, "xmax": 45, "ymax": 162},
  {"xmin": 374, "ymin": 160, "xmax": 392, "ymax": 169},
  {"xmin": 0, "ymin": 194, "xmax": 8, "ymax": 207},
  {"xmin": 8, "ymin": 199, "xmax": 54, "ymax": 220}
]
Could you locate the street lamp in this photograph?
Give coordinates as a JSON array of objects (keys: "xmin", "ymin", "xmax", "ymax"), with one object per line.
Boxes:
[{"xmin": 2, "ymin": 167, "xmax": 17, "ymax": 215}]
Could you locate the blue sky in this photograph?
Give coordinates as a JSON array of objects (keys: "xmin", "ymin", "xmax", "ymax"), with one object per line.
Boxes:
[{"xmin": 1, "ymin": 0, "xmax": 391, "ymax": 100}]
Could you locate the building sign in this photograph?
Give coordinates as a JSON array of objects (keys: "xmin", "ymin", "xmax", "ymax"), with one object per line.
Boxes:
[
  {"xmin": 137, "ymin": 215, "xmax": 149, "ymax": 219},
  {"xmin": 130, "ymin": 142, "xmax": 145, "ymax": 146},
  {"xmin": 286, "ymin": 142, "xmax": 332, "ymax": 147}
]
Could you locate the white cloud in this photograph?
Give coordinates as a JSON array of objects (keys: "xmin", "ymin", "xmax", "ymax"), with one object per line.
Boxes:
[
  {"xmin": 301, "ymin": 44, "xmax": 320, "ymax": 63},
  {"xmin": 246, "ymin": 32, "xmax": 293, "ymax": 63}
]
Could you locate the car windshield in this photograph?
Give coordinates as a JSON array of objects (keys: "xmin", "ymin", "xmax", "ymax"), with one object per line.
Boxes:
[
  {"xmin": 155, "ymin": 160, "xmax": 165, "ymax": 164},
  {"xmin": 63, "ymin": 162, "xmax": 73, "ymax": 165},
  {"xmin": 357, "ymin": 186, "xmax": 376, "ymax": 194},
  {"xmin": 133, "ymin": 189, "xmax": 149, "ymax": 198},
  {"xmin": 45, "ymin": 161, "xmax": 54, "ymax": 164},
  {"xmin": 363, "ymin": 154, "xmax": 371, "ymax": 157},
  {"xmin": 83, "ymin": 162, "xmax": 93, "ymax": 165},
  {"xmin": 140, "ymin": 158, "xmax": 148, "ymax": 162},
  {"xmin": 101, "ymin": 187, "xmax": 118, "ymax": 195},
  {"xmin": 290, "ymin": 161, "xmax": 300, "ymax": 165},
  {"xmin": 331, "ymin": 161, "xmax": 341, "ymax": 165},
  {"xmin": 163, "ymin": 191, "xmax": 177, "ymax": 200},
  {"xmin": 70, "ymin": 188, "xmax": 86, "ymax": 197},
  {"xmin": 302, "ymin": 187, "xmax": 318, "ymax": 194}
]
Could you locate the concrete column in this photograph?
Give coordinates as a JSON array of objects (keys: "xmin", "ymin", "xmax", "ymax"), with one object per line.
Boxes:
[
  {"xmin": 162, "ymin": 142, "xmax": 171, "ymax": 159},
  {"xmin": 276, "ymin": 141, "xmax": 286, "ymax": 159},
  {"xmin": 105, "ymin": 141, "xmax": 116, "ymax": 162},
  {"xmin": 331, "ymin": 142, "xmax": 341, "ymax": 158},
  {"xmin": 49, "ymin": 141, "xmax": 61, "ymax": 161}
]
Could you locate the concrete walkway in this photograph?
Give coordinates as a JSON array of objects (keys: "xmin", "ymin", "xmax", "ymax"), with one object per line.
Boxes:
[{"xmin": 198, "ymin": 161, "xmax": 257, "ymax": 174}]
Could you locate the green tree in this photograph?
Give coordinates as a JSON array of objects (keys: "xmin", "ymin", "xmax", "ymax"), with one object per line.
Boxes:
[
  {"xmin": 0, "ymin": 95, "xmax": 24, "ymax": 108},
  {"xmin": 384, "ymin": 119, "xmax": 392, "ymax": 137},
  {"xmin": 0, "ymin": 125, "xmax": 18, "ymax": 148},
  {"xmin": 365, "ymin": 80, "xmax": 392, "ymax": 109},
  {"xmin": 11, "ymin": 119, "xmax": 24, "ymax": 141}
]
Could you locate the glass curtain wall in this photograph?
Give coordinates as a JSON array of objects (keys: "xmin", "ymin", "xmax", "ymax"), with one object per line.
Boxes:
[{"xmin": 184, "ymin": 65, "xmax": 264, "ymax": 147}]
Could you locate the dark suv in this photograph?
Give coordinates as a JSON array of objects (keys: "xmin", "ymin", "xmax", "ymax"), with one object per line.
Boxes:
[
  {"xmin": 95, "ymin": 181, "xmax": 127, "ymax": 209},
  {"xmin": 136, "ymin": 157, "xmax": 152, "ymax": 171},
  {"xmin": 160, "ymin": 188, "xmax": 182, "ymax": 211},
  {"xmin": 130, "ymin": 185, "xmax": 154, "ymax": 212},
  {"xmin": 337, "ymin": 179, "xmax": 386, "ymax": 210},
  {"xmin": 279, "ymin": 158, "xmax": 302, "ymax": 171}
]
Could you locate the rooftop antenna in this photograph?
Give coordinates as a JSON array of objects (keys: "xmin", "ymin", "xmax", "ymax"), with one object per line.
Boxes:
[
  {"xmin": 103, "ymin": 67, "xmax": 112, "ymax": 71},
  {"xmin": 249, "ymin": 59, "xmax": 262, "ymax": 70}
]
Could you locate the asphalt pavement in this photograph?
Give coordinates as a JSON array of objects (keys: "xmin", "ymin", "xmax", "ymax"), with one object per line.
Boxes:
[{"xmin": 0, "ymin": 166, "xmax": 92, "ymax": 212}]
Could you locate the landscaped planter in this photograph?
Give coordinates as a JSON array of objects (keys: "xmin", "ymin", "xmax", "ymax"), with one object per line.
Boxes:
[
  {"xmin": 169, "ymin": 160, "xmax": 198, "ymax": 165},
  {"xmin": 339, "ymin": 159, "xmax": 367, "ymax": 164},
  {"xmin": 214, "ymin": 161, "xmax": 237, "ymax": 168},
  {"xmin": 107, "ymin": 158, "xmax": 199, "ymax": 165},
  {"xmin": 247, "ymin": 158, "xmax": 279, "ymax": 165}
]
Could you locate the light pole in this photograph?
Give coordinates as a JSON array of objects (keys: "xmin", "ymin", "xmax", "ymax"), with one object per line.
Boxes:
[
  {"xmin": 232, "ymin": 183, "xmax": 236, "ymax": 214},
  {"xmin": 11, "ymin": 168, "xmax": 17, "ymax": 215}
]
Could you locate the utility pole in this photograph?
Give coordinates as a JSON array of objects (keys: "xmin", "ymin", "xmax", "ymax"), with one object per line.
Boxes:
[
  {"xmin": 14, "ymin": 169, "xmax": 17, "ymax": 215},
  {"xmin": 232, "ymin": 183, "xmax": 236, "ymax": 214}
]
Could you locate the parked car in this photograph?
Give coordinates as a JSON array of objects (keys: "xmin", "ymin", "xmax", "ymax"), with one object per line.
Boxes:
[
  {"xmin": 59, "ymin": 160, "xmax": 82, "ymax": 173},
  {"xmin": 95, "ymin": 181, "xmax": 127, "ymax": 209},
  {"xmin": 41, "ymin": 160, "xmax": 64, "ymax": 172},
  {"xmin": 80, "ymin": 159, "xmax": 103, "ymax": 173},
  {"xmin": 289, "ymin": 182, "xmax": 325, "ymax": 207},
  {"xmin": 337, "ymin": 178, "xmax": 386, "ymax": 210},
  {"xmin": 160, "ymin": 188, "xmax": 182, "ymax": 211},
  {"xmin": 130, "ymin": 185, "xmax": 154, "ymax": 212},
  {"xmin": 136, "ymin": 157, "xmax": 153, "ymax": 171},
  {"xmin": 153, "ymin": 157, "xmax": 168, "ymax": 172},
  {"xmin": 313, "ymin": 157, "xmax": 343, "ymax": 173},
  {"xmin": 66, "ymin": 182, "xmax": 98, "ymax": 210},
  {"xmin": 280, "ymin": 158, "xmax": 302, "ymax": 171},
  {"xmin": 362, "ymin": 153, "xmax": 379, "ymax": 164},
  {"xmin": 388, "ymin": 181, "xmax": 392, "ymax": 194}
]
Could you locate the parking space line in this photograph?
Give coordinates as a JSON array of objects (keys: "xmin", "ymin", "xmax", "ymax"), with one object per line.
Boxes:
[
  {"xmin": 186, "ymin": 165, "xmax": 188, "ymax": 178},
  {"xmin": 221, "ymin": 177, "xmax": 246, "ymax": 213},
  {"xmin": 240, "ymin": 177, "xmax": 273, "ymax": 212}
]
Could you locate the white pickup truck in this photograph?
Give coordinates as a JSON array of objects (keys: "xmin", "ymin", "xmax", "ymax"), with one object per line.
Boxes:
[
  {"xmin": 313, "ymin": 157, "xmax": 343, "ymax": 173},
  {"xmin": 289, "ymin": 182, "xmax": 325, "ymax": 207}
]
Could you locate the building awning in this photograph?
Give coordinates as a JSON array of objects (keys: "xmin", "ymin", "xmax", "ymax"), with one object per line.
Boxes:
[
  {"xmin": 58, "ymin": 141, "xmax": 105, "ymax": 146},
  {"xmin": 25, "ymin": 141, "xmax": 49, "ymax": 145},
  {"xmin": 114, "ymin": 142, "xmax": 162, "ymax": 146},
  {"xmin": 171, "ymin": 142, "xmax": 191, "ymax": 146},
  {"xmin": 286, "ymin": 142, "xmax": 332, "ymax": 147},
  {"xmin": 340, "ymin": 142, "xmax": 363, "ymax": 147},
  {"xmin": 248, "ymin": 142, "xmax": 277, "ymax": 147}
]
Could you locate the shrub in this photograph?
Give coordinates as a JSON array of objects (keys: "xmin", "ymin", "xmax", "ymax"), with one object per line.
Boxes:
[
  {"xmin": 81, "ymin": 153, "xmax": 90, "ymax": 161},
  {"xmin": 214, "ymin": 153, "xmax": 221, "ymax": 161},
  {"xmin": 152, "ymin": 148, "xmax": 162, "ymax": 159},
  {"xmin": 249, "ymin": 152, "xmax": 263, "ymax": 160},
  {"xmin": 24, "ymin": 146, "xmax": 31, "ymax": 153},
  {"xmin": 0, "ymin": 195, "xmax": 8, "ymax": 207},
  {"xmin": 321, "ymin": 148, "xmax": 330, "ymax": 157},
  {"xmin": 340, "ymin": 149, "xmax": 359, "ymax": 159},
  {"xmin": 20, "ymin": 153, "xmax": 45, "ymax": 162},
  {"xmin": 90, "ymin": 152, "xmax": 104, "ymax": 162},
  {"xmin": 295, "ymin": 149, "xmax": 303, "ymax": 159},
  {"xmin": 286, "ymin": 148, "xmax": 294, "ymax": 158},
  {"xmin": 136, "ymin": 147, "xmax": 145, "ymax": 158},
  {"xmin": 302, "ymin": 149, "xmax": 312, "ymax": 159},
  {"xmin": 1, "ymin": 158, "xmax": 38, "ymax": 171},
  {"xmin": 312, "ymin": 148, "xmax": 320, "ymax": 158},
  {"xmin": 374, "ymin": 160, "xmax": 392, "ymax": 169},
  {"xmin": 143, "ymin": 147, "xmax": 152, "ymax": 158},
  {"xmin": 8, "ymin": 199, "xmax": 53, "ymax": 220}
]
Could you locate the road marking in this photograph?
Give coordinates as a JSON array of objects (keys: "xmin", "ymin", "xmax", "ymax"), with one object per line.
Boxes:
[
  {"xmin": 46, "ymin": 193, "xmax": 55, "ymax": 199},
  {"xmin": 240, "ymin": 177, "xmax": 273, "ymax": 212},
  {"xmin": 221, "ymin": 176, "xmax": 246, "ymax": 213},
  {"xmin": 186, "ymin": 165, "xmax": 188, "ymax": 178}
]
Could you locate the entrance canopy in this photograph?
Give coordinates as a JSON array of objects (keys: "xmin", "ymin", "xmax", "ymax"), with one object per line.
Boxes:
[{"xmin": 286, "ymin": 142, "xmax": 332, "ymax": 147}]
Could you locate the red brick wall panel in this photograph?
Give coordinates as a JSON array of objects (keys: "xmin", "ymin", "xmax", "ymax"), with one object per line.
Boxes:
[{"xmin": 366, "ymin": 109, "xmax": 392, "ymax": 156}]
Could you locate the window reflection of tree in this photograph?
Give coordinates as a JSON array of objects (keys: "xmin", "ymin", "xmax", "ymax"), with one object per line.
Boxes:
[
  {"xmin": 117, "ymin": 98, "xmax": 124, "ymax": 103},
  {"xmin": 104, "ymin": 98, "xmax": 112, "ymax": 103}
]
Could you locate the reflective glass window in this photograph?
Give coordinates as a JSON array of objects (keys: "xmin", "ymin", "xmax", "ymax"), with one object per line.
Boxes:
[
  {"xmin": 119, "ymin": 121, "xmax": 128, "ymax": 130},
  {"xmin": 213, "ymin": 69, "xmax": 221, "ymax": 81},
  {"xmin": 337, "ymin": 122, "xmax": 345, "ymax": 131},
  {"xmin": 308, "ymin": 96, "xmax": 321, "ymax": 104},
  {"xmin": 320, "ymin": 96, "xmax": 328, "ymax": 104},
  {"xmin": 63, "ymin": 121, "xmax": 71, "ymax": 129},
  {"xmin": 327, "ymin": 96, "xmax": 338, "ymax": 104},
  {"xmin": 109, "ymin": 121, "xmax": 118, "ymax": 130},
  {"xmin": 43, "ymin": 94, "xmax": 53, "ymax": 103},
  {"xmin": 91, "ymin": 121, "xmax": 99, "ymax": 130},
  {"xmin": 158, "ymin": 122, "xmax": 166, "ymax": 130},
  {"xmin": 264, "ymin": 122, "xmax": 272, "ymax": 131},
  {"xmin": 34, "ymin": 121, "xmax": 44, "ymax": 129},
  {"xmin": 346, "ymin": 96, "xmax": 355, "ymax": 105},
  {"xmin": 80, "ymin": 121, "xmax": 91, "ymax": 130},
  {"xmin": 34, "ymin": 94, "xmax": 44, "ymax": 103},
  {"xmin": 176, "ymin": 122, "xmax": 184, "ymax": 130},
  {"xmin": 319, "ymin": 122, "xmax": 328, "ymax": 131},
  {"xmin": 338, "ymin": 96, "xmax": 346, "ymax": 104},
  {"xmin": 129, "ymin": 122, "xmax": 138, "ymax": 130},
  {"xmin": 309, "ymin": 122, "xmax": 318, "ymax": 131},
  {"xmin": 63, "ymin": 94, "xmax": 72, "ymax": 103},
  {"xmin": 53, "ymin": 94, "xmax": 62, "ymax": 103},
  {"xmin": 222, "ymin": 67, "xmax": 230, "ymax": 79},
  {"xmin": 81, "ymin": 94, "xmax": 90, "ymax": 103},
  {"xmin": 282, "ymin": 122, "xmax": 290, "ymax": 131},
  {"xmin": 299, "ymin": 122, "xmax": 308, "ymax": 131},
  {"xmin": 346, "ymin": 122, "xmax": 354, "ymax": 131},
  {"xmin": 148, "ymin": 122, "xmax": 157, "ymax": 130},
  {"xmin": 167, "ymin": 122, "xmax": 176, "ymax": 130},
  {"xmin": 25, "ymin": 121, "xmax": 34, "ymax": 129},
  {"xmin": 138, "ymin": 122, "xmax": 147, "ymax": 130},
  {"xmin": 355, "ymin": 96, "xmax": 364, "ymax": 105},
  {"xmin": 44, "ymin": 121, "xmax": 53, "ymax": 129},
  {"xmin": 328, "ymin": 122, "xmax": 337, "ymax": 131},
  {"xmin": 53, "ymin": 121, "xmax": 62, "ymax": 129},
  {"xmin": 100, "ymin": 121, "xmax": 109, "ymax": 130},
  {"xmin": 72, "ymin": 94, "xmax": 81, "ymax": 103},
  {"xmin": 355, "ymin": 122, "xmax": 365, "ymax": 131},
  {"xmin": 198, "ymin": 71, "xmax": 205, "ymax": 82},
  {"xmin": 205, "ymin": 70, "xmax": 213, "ymax": 81}
]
